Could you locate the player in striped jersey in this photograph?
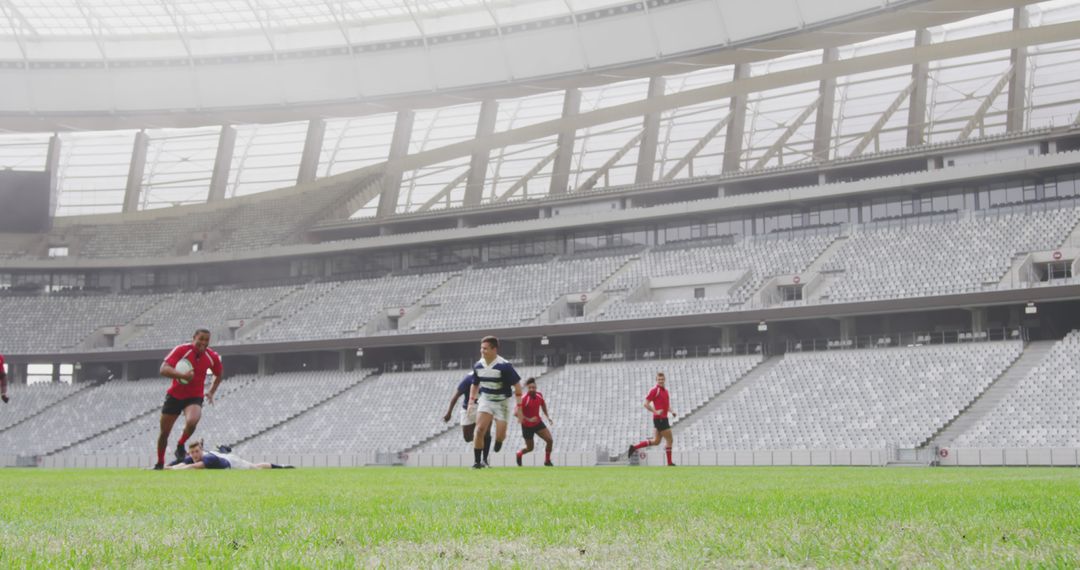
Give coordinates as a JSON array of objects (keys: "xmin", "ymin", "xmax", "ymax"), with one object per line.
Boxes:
[{"xmin": 467, "ymin": 336, "xmax": 523, "ymax": 469}]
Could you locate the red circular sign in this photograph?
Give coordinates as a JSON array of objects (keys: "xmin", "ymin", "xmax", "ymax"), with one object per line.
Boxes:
[
  {"xmin": 399, "ymin": 308, "xmax": 406, "ymax": 316},
  {"xmin": 793, "ymin": 276, "xmax": 801, "ymax": 284},
  {"xmin": 1053, "ymin": 251, "xmax": 1062, "ymax": 260},
  {"xmin": 580, "ymin": 294, "xmax": 587, "ymax": 303},
  {"xmin": 938, "ymin": 448, "xmax": 949, "ymax": 458}
]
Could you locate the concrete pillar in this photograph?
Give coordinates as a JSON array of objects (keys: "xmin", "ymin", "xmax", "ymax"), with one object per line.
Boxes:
[
  {"xmin": 813, "ymin": 47, "xmax": 839, "ymax": 162},
  {"xmin": 635, "ymin": 76, "xmax": 666, "ymax": 184},
  {"xmin": 46, "ymin": 134, "xmax": 61, "ymax": 218},
  {"xmin": 121, "ymin": 362, "xmax": 132, "ymax": 382},
  {"xmin": 1006, "ymin": 8, "xmax": 1029, "ymax": 133},
  {"xmin": 208, "ymin": 125, "xmax": 237, "ymax": 203},
  {"xmin": 515, "ymin": 340, "xmax": 534, "ymax": 365},
  {"xmin": 51, "ymin": 363, "xmax": 61, "ymax": 384},
  {"xmin": 613, "ymin": 333, "xmax": 631, "ymax": 356},
  {"xmin": 296, "ymin": 118, "xmax": 326, "ymax": 185},
  {"xmin": 840, "ymin": 317, "xmax": 856, "ymax": 342},
  {"xmin": 720, "ymin": 325, "xmax": 736, "ymax": 347},
  {"xmin": 970, "ymin": 307, "xmax": 988, "ymax": 333},
  {"xmin": 549, "ymin": 89, "xmax": 582, "ymax": 196},
  {"xmin": 660, "ymin": 330, "xmax": 672, "ymax": 352},
  {"xmin": 722, "ymin": 64, "xmax": 750, "ymax": 173},
  {"xmin": 122, "ymin": 130, "xmax": 150, "ymax": 213},
  {"xmin": 258, "ymin": 355, "xmax": 271, "ymax": 376},
  {"xmin": 464, "ymin": 99, "xmax": 499, "ymax": 206},
  {"xmin": 424, "ymin": 344, "xmax": 442, "ymax": 365},
  {"xmin": 377, "ymin": 111, "xmax": 416, "ymax": 218},
  {"xmin": 907, "ymin": 29, "xmax": 931, "ymax": 147}
]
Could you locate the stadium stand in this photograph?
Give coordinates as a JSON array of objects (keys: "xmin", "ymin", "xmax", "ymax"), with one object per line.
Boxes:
[
  {"xmin": 0, "ymin": 381, "xmax": 91, "ymax": 432},
  {"xmin": 823, "ymin": 205, "xmax": 1080, "ymax": 302},
  {"xmin": 676, "ymin": 342, "xmax": 1023, "ymax": 450},
  {"xmin": 242, "ymin": 367, "xmax": 545, "ymax": 454},
  {"xmin": 955, "ymin": 331, "xmax": 1080, "ymax": 448},
  {"xmin": 0, "ymin": 293, "xmax": 162, "ymax": 353}
]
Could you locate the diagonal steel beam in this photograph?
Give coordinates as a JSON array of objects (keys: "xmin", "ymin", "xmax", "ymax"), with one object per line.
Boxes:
[
  {"xmin": 958, "ymin": 64, "xmax": 1014, "ymax": 141},
  {"xmin": 849, "ymin": 80, "xmax": 915, "ymax": 157},
  {"xmin": 494, "ymin": 150, "xmax": 558, "ymax": 204},
  {"xmin": 416, "ymin": 167, "xmax": 470, "ymax": 213},
  {"xmin": 573, "ymin": 129, "xmax": 645, "ymax": 193},
  {"xmin": 662, "ymin": 112, "xmax": 732, "ymax": 181},
  {"xmin": 751, "ymin": 95, "xmax": 820, "ymax": 171}
]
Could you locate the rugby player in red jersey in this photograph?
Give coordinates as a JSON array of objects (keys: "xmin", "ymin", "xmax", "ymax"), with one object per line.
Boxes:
[
  {"xmin": 515, "ymin": 377, "xmax": 554, "ymax": 467},
  {"xmin": 627, "ymin": 371, "xmax": 677, "ymax": 466},
  {"xmin": 0, "ymin": 351, "xmax": 9, "ymax": 403},
  {"xmin": 153, "ymin": 329, "xmax": 224, "ymax": 470}
]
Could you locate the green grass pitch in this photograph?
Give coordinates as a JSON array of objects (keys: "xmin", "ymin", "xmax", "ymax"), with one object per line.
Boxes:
[{"xmin": 1, "ymin": 466, "xmax": 1078, "ymax": 567}]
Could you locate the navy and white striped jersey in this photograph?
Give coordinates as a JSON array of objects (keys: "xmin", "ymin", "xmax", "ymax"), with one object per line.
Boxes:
[{"xmin": 470, "ymin": 356, "xmax": 521, "ymax": 400}]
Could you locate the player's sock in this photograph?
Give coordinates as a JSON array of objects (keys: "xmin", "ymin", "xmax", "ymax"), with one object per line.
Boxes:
[
  {"xmin": 634, "ymin": 440, "xmax": 650, "ymax": 450},
  {"xmin": 545, "ymin": 450, "xmax": 551, "ymax": 463},
  {"xmin": 177, "ymin": 433, "xmax": 189, "ymax": 447},
  {"xmin": 156, "ymin": 446, "xmax": 166, "ymax": 466},
  {"xmin": 482, "ymin": 435, "xmax": 491, "ymax": 463},
  {"xmin": 270, "ymin": 464, "xmax": 284, "ymax": 469},
  {"xmin": 493, "ymin": 440, "xmax": 503, "ymax": 453},
  {"xmin": 665, "ymin": 448, "xmax": 673, "ymax": 465},
  {"xmin": 474, "ymin": 448, "xmax": 483, "ymax": 465},
  {"xmin": 516, "ymin": 450, "xmax": 523, "ymax": 467}
]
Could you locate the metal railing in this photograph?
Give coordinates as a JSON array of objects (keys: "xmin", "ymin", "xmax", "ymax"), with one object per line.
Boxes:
[{"xmin": 786, "ymin": 327, "xmax": 1025, "ymax": 353}]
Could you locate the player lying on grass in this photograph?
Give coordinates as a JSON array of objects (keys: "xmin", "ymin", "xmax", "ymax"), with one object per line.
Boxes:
[
  {"xmin": 166, "ymin": 440, "xmax": 293, "ymax": 470},
  {"xmin": 516, "ymin": 377, "xmax": 554, "ymax": 467}
]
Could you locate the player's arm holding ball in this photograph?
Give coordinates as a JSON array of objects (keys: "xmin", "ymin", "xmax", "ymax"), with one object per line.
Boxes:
[{"xmin": 160, "ymin": 347, "xmax": 195, "ymax": 384}]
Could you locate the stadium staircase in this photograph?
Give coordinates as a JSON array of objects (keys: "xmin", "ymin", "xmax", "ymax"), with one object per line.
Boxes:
[
  {"xmin": 227, "ymin": 369, "xmax": 380, "ymax": 448},
  {"xmin": 0, "ymin": 381, "xmax": 100, "ymax": 434},
  {"xmin": 671, "ymin": 355, "xmax": 780, "ymax": 436},
  {"xmin": 393, "ymin": 272, "xmax": 462, "ymax": 332},
  {"xmin": 921, "ymin": 340, "xmax": 1056, "ymax": 451},
  {"xmin": 109, "ymin": 294, "xmax": 177, "ymax": 348}
]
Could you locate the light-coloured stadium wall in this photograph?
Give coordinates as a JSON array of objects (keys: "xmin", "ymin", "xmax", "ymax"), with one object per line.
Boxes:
[{"xmin": 937, "ymin": 448, "xmax": 1080, "ymax": 467}]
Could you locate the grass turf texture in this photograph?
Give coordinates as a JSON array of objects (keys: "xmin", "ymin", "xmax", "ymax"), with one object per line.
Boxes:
[{"xmin": 1, "ymin": 467, "xmax": 1078, "ymax": 568}]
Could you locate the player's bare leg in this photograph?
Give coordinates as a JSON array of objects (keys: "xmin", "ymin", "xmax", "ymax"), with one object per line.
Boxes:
[
  {"xmin": 473, "ymin": 412, "xmax": 493, "ymax": 468},
  {"xmin": 462, "ymin": 424, "xmax": 475, "ymax": 443},
  {"xmin": 156, "ymin": 413, "xmax": 180, "ymax": 469},
  {"xmin": 628, "ymin": 428, "xmax": 662, "ymax": 460},
  {"xmin": 662, "ymin": 429, "xmax": 675, "ymax": 466},
  {"xmin": 493, "ymin": 419, "xmax": 508, "ymax": 452},
  {"xmin": 537, "ymin": 428, "xmax": 554, "ymax": 466},
  {"xmin": 173, "ymin": 404, "xmax": 202, "ymax": 463}
]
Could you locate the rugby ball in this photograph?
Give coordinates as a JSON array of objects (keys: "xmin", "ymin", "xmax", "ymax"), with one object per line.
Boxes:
[{"xmin": 174, "ymin": 358, "xmax": 194, "ymax": 384}]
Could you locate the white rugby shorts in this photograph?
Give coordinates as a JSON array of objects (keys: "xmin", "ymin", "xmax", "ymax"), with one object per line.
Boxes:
[
  {"xmin": 476, "ymin": 396, "xmax": 513, "ymax": 423},
  {"xmin": 459, "ymin": 405, "xmax": 477, "ymax": 427}
]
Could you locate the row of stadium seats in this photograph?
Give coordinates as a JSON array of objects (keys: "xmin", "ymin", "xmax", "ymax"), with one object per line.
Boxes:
[
  {"xmin": 0, "ymin": 204, "xmax": 1077, "ymax": 353},
  {"xmin": 3, "ymin": 337, "xmax": 1075, "ymax": 459},
  {"xmin": 676, "ymin": 342, "xmax": 1023, "ymax": 450},
  {"xmin": 956, "ymin": 330, "xmax": 1080, "ymax": 448}
]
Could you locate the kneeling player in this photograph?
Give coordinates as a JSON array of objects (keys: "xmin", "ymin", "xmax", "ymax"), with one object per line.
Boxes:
[
  {"xmin": 166, "ymin": 440, "xmax": 292, "ymax": 470},
  {"xmin": 516, "ymin": 377, "xmax": 554, "ymax": 467}
]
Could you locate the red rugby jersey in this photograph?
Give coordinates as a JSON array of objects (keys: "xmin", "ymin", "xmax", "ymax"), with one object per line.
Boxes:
[
  {"xmin": 520, "ymin": 391, "xmax": 546, "ymax": 427},
  {"xmin": 646, "ymin": 385, "xmax": 670, "ymax": 419},
  {"xmin": 164, "ymin": 343, "xmax": 223, "ymax": 400}
]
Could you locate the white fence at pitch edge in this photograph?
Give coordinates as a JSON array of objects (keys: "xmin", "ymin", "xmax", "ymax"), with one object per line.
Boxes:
[{"xmin": 7, "ymin": 448, "xmax": 1080, "ymax": 469}]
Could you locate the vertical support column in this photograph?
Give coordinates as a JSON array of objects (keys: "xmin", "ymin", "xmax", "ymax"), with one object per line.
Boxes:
[
  {"xmin": 46, "ymin": 134, "xmax": 61, "ymax": 218},
  {"xmin": 51, "ymin": 363, "xmax": 60, "ymax": 384},
  {"xmin": 722, "ymin": 64, "xmax": 750, "ymax": 173},
  {"xmin": 907, "ymin": 29, "xmax": 931, "ymax": 147},
  {"xmin": 121, "ymin": 362, "xmax": 132, "ymax": 382},
  {"xmin": 424, "ymin": 344, "xmax": 442, "ymax": 366},
  {"xmin": 296, "ymin": 118, "xmax": 326, "ymax": 185},
  {"xmin": 813, "ymin": 47, "xmax": 839, "ymax": 162},
  {"xmin": 635, "ymin": 76, "xmax": 666, "ymax": 183},
  {"xmin": 122, "ymin": 130, "xmax": 150, "ymax": 213},
  {"xmin": 840, "ymin": 317, "xmax": 856, "ymax": 342},
  {"xmin": 514, "ymin": 339, "xmax": 534, "ymax": 365},
  {"xmin": 1006, "ymin": 8, "xmax": 1029, "ymax": 133},
  {"xmin": 720, "ymin": 325, "xmax": 735, "ymax": 348},
  {"xmin": 258, "ymin": 354, "xmax": 271, "ymax": 376},
  {"xmin": 15, "ymin": 363, "xmax": 28, "ymax": 386},
  {"xmin": 613, "ymin": 333, "xmax": 631, "ymax": 357},
  {"xmin": 376, "ymin": 110, "xmax": 416, "ymax": 218},
  {"xmin": 464, "ymin": 99, "xmax": 499, "ymax": 207},
  {"xmin": 208, "ymin": 125, "xmax": 237, "ymax": 203},
  {"xmin": 970, "ymin": 307, "xmax": 988, "ymax": 334},
  {"xmin": 549, "ymin": 88, "xmax": 582, "ymax": 196}
]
